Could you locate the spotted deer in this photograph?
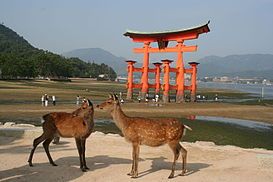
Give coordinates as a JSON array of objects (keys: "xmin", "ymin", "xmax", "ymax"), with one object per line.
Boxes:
[
  {"xmin": 28, "ymin": 99, "xmax": 94, "ymax": 172},
  {"xmin": 97, "ymin": 94, "xmax": 192, "ymax": 178}
]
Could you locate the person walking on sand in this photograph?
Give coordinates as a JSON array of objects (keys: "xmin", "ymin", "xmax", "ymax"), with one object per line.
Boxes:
[
  {"xmin": 44, "ymin": 94, "xmax": 49, "ymax": 107},
  {"xmin": 76, "ymin": 95, "xmax": 80, "ymax": 105},
  {"xmin": 155, "ymin": 94, "xmax": 159, "ymax": 103},
  {"xmin": 41, "ymin": 95, "xmax": 45, "ymax": 106},
  {"xmin": 52, "ymin": 95, "xmax": 56, "ymax": 106},
  {"xmin": 145, "ymin": 93, "xmax": 149, "ymax": 103}
]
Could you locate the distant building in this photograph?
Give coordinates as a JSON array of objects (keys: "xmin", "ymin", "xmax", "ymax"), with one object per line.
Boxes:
[
  {"xmin": 115, "ymin": 76, "xmax": 128, "ymax": 83},
  {"xmin": 212, "ymin": 76, "xmax": 232, "ymax": 83}
]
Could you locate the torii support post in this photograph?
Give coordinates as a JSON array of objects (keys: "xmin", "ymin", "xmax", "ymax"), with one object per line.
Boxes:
[
  {"xmin": 189, "ymin": 62, "xmax": 199, "ymax": 102},
  {"xmin": 126, "ymin": 60, "xmax": 136, "ymax": 100},
  {"xmin": 140, "ymin": 42, "xmax": 150, "ymax": 99},
  {"xmin": 162, "ymin": 59, "xmax": 173, "ymax": 103},
  {"xmin": 153, "ymin": 62, "xmax": 162, "ymax": 95},
  {"xmin": 176, "ymin": 40, "xmax": 185, "ymax": 103}
]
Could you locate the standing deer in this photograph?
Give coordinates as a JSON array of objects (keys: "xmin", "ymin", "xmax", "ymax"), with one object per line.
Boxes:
[
  {"xmin": 97, "ymin": 94, "xmax": 192, "ymax": 178},
  {"xmin": 28, "ymin": 99, "xmax": 94, "ymax": 172}
]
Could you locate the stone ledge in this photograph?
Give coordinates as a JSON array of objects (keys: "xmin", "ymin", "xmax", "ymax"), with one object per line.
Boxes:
[{"xmin": 0, "ymin": 126, "xmax": 43, "ymax": 138}]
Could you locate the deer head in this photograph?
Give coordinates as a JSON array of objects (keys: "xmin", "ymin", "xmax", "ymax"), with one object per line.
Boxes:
[
  {"xmin": 81, "ymin": 98, "xmax": 93, "ymax": 109},
  {"xmin": 78, "ymin": 98, "xmax": 94, "ymax": 117},
  {"xmin": 96, "ymin": 94, "xmax": 119, "ymax": 111}
]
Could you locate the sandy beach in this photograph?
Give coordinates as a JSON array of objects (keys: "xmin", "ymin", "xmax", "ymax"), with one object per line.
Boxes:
[{"xmin": 1, "ymin": 128, "xmax": 273, "ymax": 182}]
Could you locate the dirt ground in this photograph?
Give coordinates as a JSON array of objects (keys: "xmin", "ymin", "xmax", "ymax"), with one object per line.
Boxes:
[{"xmin": 1, "ymin": 131, "xmax": 273, "ymax": 182}]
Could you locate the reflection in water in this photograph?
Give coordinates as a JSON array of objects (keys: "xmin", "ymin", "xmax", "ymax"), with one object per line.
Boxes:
[{"xmin": 196, "ymin": 116, "xmax": 273, "ymax": 131}]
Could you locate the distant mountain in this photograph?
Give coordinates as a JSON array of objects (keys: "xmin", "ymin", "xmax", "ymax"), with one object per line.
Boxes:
[
  {"xmin": 197, "ymin": 54, "xmax": 273, "ymax": 79},
  {"xmin": 0, "ymin": 24, "xmax": 40, "ymax": 55},
  {"xmin": 63, "ymin": 48, "xmax": 127, "ymax": 74},
  {"xmin": 0, "ymin": 24, "xmax": 116, "ymax": 79}
]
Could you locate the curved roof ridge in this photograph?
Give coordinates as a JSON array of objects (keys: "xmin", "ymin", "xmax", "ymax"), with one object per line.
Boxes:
[{"xmin": 124, "ymin": 21, "xmax": 210, "ymax": 37}]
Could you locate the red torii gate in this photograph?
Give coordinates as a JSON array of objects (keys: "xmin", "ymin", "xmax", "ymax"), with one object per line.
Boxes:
[{"xmin": 124, "ymin": 21, "xmax": 210, "ymax": 103}]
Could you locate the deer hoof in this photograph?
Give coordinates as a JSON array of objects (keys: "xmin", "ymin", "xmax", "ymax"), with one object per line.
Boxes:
[
  {"xmin": 83, "ymin": 166, "xmax": 89, "ymax": 170},
  {"xmin": 51, "ymin": 163, "xmax": 58, "ymax": 166},
  {"xmin": 180, "ymin": 169, "xmax": 187, "ymax": 176},
  {"xmin": 28, "ymin": 162, "xmax": 33, "ymax": 167},
  {"xmin": 131, "ymin": 173, "xmax": 138, "ymax": 178},
  {"xmin": 168, "ymin": 174, "xmax": 174, "ymax": 179},
  {"xmin": 127, "ymin": 171, "xmax": 133, "ymax": 176}
]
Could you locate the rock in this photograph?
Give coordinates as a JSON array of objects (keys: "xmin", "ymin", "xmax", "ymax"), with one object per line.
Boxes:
[
  {"xmin": 106, "ymin": 133, "xmax": 120, "ymax": 137},
  {"xmin": 15, "ymin": 124, "xmax": 35, "ymax": 128},
  {"xmin": 4, "ymin": 122, "xmax": 16, "ymax": 127},
  {"xmin": 93, "ymin": 131, "xmax": 106, "ymax": 136},
  {"xmin": 195, "ymin": 141, "xmax": 216, "ymax": 147}
]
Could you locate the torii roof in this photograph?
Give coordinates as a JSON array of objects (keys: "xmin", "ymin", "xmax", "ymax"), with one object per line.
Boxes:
[{"xmin": 124, "ymin": 21, "xmax": 210, "ymax": 42}]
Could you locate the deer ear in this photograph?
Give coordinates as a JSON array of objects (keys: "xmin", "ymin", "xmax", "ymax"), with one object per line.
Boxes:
[
  {"xmin": 87, "ymin": 99, "xmax": 92, "ymax": 107},
  {"xmin": 108, "ymin": 93, "xmax": 113, "ymax": 98},
  {"xmin": 113, "ymin": 94, "xmax": 118, "ymax": 101}
]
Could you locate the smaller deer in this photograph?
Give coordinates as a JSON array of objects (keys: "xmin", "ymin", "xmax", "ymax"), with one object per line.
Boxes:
[
  {"xmin": 28, "ymin": 99, "xmax": 94, "ymax": 172},
  {"xmin": 97, "ymin": 94, "xmax": 192, "ymax": 178}
]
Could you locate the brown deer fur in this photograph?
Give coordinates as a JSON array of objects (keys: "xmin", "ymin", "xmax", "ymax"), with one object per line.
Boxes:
[
  {"xmin": 97, "ymin": 94, "xmax": 192, "ymax": 178},
  {"xmin": 28, "ymin": 99, "xmax": 94, "ymax": 172}
]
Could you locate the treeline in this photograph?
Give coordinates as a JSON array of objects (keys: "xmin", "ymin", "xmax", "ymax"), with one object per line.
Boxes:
[{"xmin": 0, "ymin": 24, "xmax": 117, "ymax": 80}]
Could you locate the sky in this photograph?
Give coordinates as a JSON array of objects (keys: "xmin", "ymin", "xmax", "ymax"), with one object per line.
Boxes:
[{"xmin": 1, "ymin": 0, "xmax": 273, "ymax": 61}]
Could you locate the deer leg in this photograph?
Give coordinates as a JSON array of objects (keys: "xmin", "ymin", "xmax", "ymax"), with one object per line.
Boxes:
[
  {"xmin": 76, "ymin": 138, "xmax": 86, "ymax": 172},
  {"xmin": 28, "ymin": 133, "xmax": 47, "ymax": 166},
  {"xmin": 131, "ymin": 142, "xmax": 139, "ymax": 178},
  {"xmin": 168, "ymin": 142, "xmax": 181, "ymax": 179},
  {"xmin": 127, "ymin": 143, "xmax": 136, "ymax": 176},
  {"xmin": 43, "ymin": 137, "xmax": 57, "ymax": 166},
  {"xmin": 179, "ymin": 144, "xmax": 188, "ymax": 176},
  {"xmin": 81, "ymin": 138, "xmax": 89, "ymax": 170},
  {"xmin": 52, "ymin": 136, "xmax": 60, "ymax": 144}
]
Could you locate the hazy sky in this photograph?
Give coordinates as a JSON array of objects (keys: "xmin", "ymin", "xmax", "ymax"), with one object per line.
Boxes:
[{"xmin": 1, "ymin": 0, "xmax": 273, "ymax": 61}]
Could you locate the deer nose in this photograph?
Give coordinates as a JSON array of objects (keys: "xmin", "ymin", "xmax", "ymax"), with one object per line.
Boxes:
[{"xmin": 96, "ymin": 105, "xmax": 100, "ymax": 108}]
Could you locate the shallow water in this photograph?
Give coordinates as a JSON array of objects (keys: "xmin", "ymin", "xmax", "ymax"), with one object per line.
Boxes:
[
  {"xmin": 196, "ymin": 116, "xmax": 273, "ymax": 131},
  {"xmin": 199, "ymin": 82, "xmax": 273, "ymax": 99}
]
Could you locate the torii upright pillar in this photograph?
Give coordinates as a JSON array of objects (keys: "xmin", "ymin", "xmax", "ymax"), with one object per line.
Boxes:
[
  {"xmin": 189, "ymin": 62, "xmax": 199, "ymax": 102},
  {"xmin": 162, "ymin": 59, "xmax": 173, "ymax": 103},
  {"xmin": 153, "ymin": 62, "xmax": 162, "ymax": 95},
  {"xmin": 126, "ymin": 60, "xmax": 136, "ymax": 100},
  {"xmin": 140, "ymin": 42, "xmax": 150, "ymax": 99},
  {"xmin": 176, "ymin": 40, "xmax": 185, "ymax": 103}
]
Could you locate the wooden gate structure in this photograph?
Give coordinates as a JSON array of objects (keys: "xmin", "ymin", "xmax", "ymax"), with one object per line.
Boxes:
[{"xmin": 124, "ymin": 21, "xmax": 210, "ymax": 102}]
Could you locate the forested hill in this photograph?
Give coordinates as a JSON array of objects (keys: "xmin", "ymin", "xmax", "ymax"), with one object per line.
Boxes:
[{"xmin": 0, "ymin": 24, "xmax": 116, "ymax": 80}]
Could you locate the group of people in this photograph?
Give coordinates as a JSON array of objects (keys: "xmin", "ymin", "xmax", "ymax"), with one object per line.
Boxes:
[
  {"xmin": 196, "ymin": 93, "xmax": 219, "ymax": 101},
  {"xmin": 41, "ymin": 94, "xmax": 56, "ymax": 106},
  {"xmin": 41, "ymin": 95, "xmax": 91, "ymax": 107},
  {"xmin": 137, "ymin": 93, "xmax": 160, "ymax": 104}
]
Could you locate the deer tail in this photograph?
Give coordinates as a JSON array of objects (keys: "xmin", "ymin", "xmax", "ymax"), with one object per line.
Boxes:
[
  {"xmin": 184, "ymin": 125, "xmax": 192, "ymax": 131},
  {"xmin": 183, "ymin": 124, "xmax": 192, "ymax": 136}
]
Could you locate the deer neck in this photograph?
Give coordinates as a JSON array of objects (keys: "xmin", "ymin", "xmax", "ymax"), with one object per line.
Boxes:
[
  {"xmin": 111, "ymin": 104, "xmax": 128, "ymax": 131},
  {"xmin": 84, "ymin": 109, "xmax": 94, "ymax": 128}
]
